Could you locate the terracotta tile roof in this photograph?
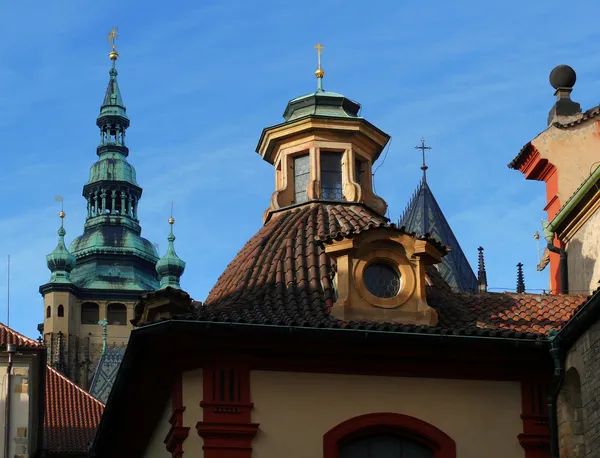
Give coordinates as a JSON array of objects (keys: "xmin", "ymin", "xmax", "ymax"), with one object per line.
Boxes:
[
  {"xmin": 0, "ymin": 322, "xmax": 44, "ymax": 349},
  {"xmin": 553, "ymin": 104, "xmax": 600, "ymax": 128},
  {"xmin": 198, "ymin": 202, "xmax": 588, "ymax": 339},
  {"xmin": 508, "ymin": 141, "xmax": 533, "ymax": 170},
  {"xmin": 45, "ymin": 366, "xmax": 105, "ymax": 456}
]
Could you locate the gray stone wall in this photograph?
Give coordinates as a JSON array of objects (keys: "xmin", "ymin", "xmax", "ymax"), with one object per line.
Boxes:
[{"xmin": 561, "ymin": 319, "xmax": 600, "ymax": 457}]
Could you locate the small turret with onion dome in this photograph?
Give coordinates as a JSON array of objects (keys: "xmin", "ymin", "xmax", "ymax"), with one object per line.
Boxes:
[
  {"xmin": 46, "ymin": 210, "xmax": 76, "ymax": 283},
  {"xmin": 155, "ymin": 217, "xmax": 186, "ymax": 289}
]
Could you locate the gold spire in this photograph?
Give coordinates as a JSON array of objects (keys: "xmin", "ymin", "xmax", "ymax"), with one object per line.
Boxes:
[
  {"xmin": 108, "ymin": 27, "xmax": 119, "ymax": 61},
  {"xmin": 314, "ymin": 43, "xmax": 325, "ymax": 85}
]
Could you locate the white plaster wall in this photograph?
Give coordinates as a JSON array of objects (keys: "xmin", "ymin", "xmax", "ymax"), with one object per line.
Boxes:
[
  {"xmin": 251, "ymin": 371, "xmax": 525, "ymax": 458},
  {"xmin": 143, "ymin": 394, "xmax": 171, "ymax": 458},
  {"xmin": 0, "ymin": 358, "xmax": 33, "ymax": 458},
  {"xmin": 567, "ymin": 209, "xmax": 600, "ymax": 295},
  {"xmin": 182, "ymin": 369, "xmax": 203, "ymax": 457}
]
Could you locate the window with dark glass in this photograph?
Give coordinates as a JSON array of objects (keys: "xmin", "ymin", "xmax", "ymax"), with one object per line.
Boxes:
[
  {"xmin": 107, "ymin": 303, "xmax": 127, "ymax": 325},
  {"xmin": 57, "ymin": 304, "xmax": 64, "ymax": 317},
  {"xmin": 294, "ymin": 154, "xmax": 310, "ymax": 204},
  {"xmin": 321, "ymin": 152, "xmax": 343, "ymax": 200},
  {"xmin": 46, "ymin": 306, "xmax": 51, "ymax": 318},
  {"xmin": 355, "ymin": 159, "xmax": 363, "ymax": 185},
  {"xmin": 364, "ymin": 263, "xmax": 401, "ymax": 298},
  {"xmin": 340, "ymin": 435, "xmax": 433, "ymax": 458},
  {"xmin": 81, "ymin": 302, "xmax": 99, "ymax": 324}
]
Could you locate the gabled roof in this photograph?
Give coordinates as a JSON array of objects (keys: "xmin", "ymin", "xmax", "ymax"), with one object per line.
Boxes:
[
  {"xmin": 89, "ymin": 345, "xmax": 126, "ymax": 404},
  {"xmin": 198, "ymin": 202, "xmax": 586, "ymax": 338},
  {"xmin": 0, "ymin": 322, "xmax": 44, "ymax": 349},
  {"xmin": 399, "ymin": 180, "xmax": 478, "ymax": 293},
  {"xmin": 45, "ymin": 366, "xmax": 105, "ymax": 456}
]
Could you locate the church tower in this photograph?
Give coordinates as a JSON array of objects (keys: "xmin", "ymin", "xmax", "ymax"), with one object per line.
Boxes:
[{"xmin": 40, "ymin": 30, "xmax": 162, "ymax": 388}]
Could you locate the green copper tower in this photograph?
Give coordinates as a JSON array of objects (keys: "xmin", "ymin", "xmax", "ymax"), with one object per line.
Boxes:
[
  {"xmin": 67, "ymin": 37, "xmax": 159, "ymax": 293},
  {"xmin": 40, "ymin": 30, "xmax": 163, "ymax": 389}
]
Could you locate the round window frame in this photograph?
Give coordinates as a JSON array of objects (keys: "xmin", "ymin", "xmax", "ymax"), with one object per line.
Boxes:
[
  {"xmin": 354, "ymin": 248, "xmax": 415, "ymax": 309},
  {"xmin": 362, "ymin": 262, "xmax": 402, "ymax": 300}
]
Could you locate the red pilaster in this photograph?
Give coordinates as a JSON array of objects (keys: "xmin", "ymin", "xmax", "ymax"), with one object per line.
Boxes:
[
  {"xmin": 164, "ymin": 374, "xmax": 190, "ymax": 458},
  {"xmin": 518, "ymin": 380, "xmax": 551, "ymax": 458},
  {"xmin": 519, "ymin": 148, "xmax": 561, "ymax": 294},
  {"xmin": 196, "ymin": 365, "xmax": 259, "ymax": 458}
]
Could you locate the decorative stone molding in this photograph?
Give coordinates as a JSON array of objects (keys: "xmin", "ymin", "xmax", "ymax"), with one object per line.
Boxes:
[
  {"xmin": 323, "ymin": 227, "xmax": 443, "ymax": 325},
  {"xmin": 196, "ymin": 365, "xmax": 259, "ymax": 458}
]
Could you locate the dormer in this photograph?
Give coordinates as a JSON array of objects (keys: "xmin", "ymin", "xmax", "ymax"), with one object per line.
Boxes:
[{"xmin": 321, "ymin": 226, "xmax": 445, "ymax": 326}]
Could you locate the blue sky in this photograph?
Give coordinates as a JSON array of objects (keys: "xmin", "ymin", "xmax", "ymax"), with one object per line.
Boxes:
[{"xmin": 2, "ymin": 0, "xmax": 599, "ymax": 339}]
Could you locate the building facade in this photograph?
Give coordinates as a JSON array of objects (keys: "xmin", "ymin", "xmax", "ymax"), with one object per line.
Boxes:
[
  {"xmin": 510, "ymin": 64, "xmax": 600, "ymax": 458},
  {"xmin": 90, "ymin": 58, "xmax": 597, "ymax": 458}
]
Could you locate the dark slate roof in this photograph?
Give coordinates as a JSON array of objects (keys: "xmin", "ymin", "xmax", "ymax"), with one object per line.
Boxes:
[
  {"xmin": 89, "ymin": 345, "xmax": 126, "ymax": 404},
  {"xmin": 398, "ymin": 180, "xmax": 478, "ymax": 293},
  {"xmin": 197, "ymin": 202, "xmax": 587, "ymax": 339}
]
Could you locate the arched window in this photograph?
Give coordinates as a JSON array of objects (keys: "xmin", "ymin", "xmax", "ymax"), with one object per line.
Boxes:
[
  {"xmin": 107, "ymin": 303, "xmax": 127, "ymax": 325},
  {"xmin": 81, "ymin": 302, "xmax": 99, "ymax": 324},
  {"xmin": 46, "ymin": 306, "xmax": 51, "ymax": 319},
  {"xmin": 57, "ymin": 304, "xmax": 64, "ymax": 317},
  {"xmin": 558, "ymin": 368, "xmax": 585, "ymax": 458},
  {"xmin": 324, "ymin": 413, "xmax": 456, "ymax": 458},
  {"xmin": 340, "ymin": 435, "xmax": 433, "ymax": 458}
]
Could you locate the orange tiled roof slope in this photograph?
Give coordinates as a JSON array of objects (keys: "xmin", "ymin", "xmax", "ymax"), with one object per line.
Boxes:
[
  {"xmin": 45, "ymin": 366, "xmax": 105, "ymax": 456},
  {"xmin": 0, "ymin": 322, "xmax": 44, "ymax": 348},
  {"xmin": 199, "ymin": 202, "xmax": 587, "ymax": 338}
]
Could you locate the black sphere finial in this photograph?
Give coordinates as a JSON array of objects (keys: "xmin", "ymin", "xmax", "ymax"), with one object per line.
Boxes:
[{"xmin": 549, "ymin": 64, "xmax": 577, "ymax": 90}]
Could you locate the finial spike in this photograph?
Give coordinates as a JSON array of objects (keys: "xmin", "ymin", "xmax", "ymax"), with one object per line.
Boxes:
[
  {"xmin": 415, "ymin": 138, "xmax": 432, "ymax": 183},
  {"xmin": 477, "ymin": 246, "xmax": 487, "ymax": 292},
  {"xmin": 516, "ymin": 262, "xmax": 526, "ymax": 293},
  {"xmin": 108, "ymin": 27, "xmax": 119, "ymax": 63},
  {"xmin": 314, "ymin": 42, "xmax": 325, "ymax": 90}
]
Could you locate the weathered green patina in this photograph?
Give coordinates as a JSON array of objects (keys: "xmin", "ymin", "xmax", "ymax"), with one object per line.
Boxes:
[
  {"xmin": 155, "ymin": 219, "xmax": 186, "ymax": 289},
  {"xmin": 65, "ymin": 59, "xmax": 159, "ymax": 293},
  {"xmin": 45, "ymin": 215, "xmax": 76, "ymax": 284},
  {"xmin": 283, "ymin": 89, "xmax": 361, "ymax": 122}
]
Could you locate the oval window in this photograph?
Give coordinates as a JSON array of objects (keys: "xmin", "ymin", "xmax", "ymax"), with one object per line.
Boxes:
[{"xmin": 364, "ymin": 263, "xmax": 401, "ymax": 298}]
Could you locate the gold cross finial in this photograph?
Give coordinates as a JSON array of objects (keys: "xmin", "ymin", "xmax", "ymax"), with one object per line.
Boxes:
[
  {"xmin": 108, "ymin": 27, "xmax": 118, "ymax": 49},
  {"xmin": 314, "ymin": 42, "xmax": 325, "ymax": 89},
  {"xmin": 108, "ymin": 27, "xmax": 119, "ymax": 61}
]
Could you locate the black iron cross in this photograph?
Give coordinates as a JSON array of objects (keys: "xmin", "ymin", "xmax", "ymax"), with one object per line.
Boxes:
[{"xmin": 415, "ymin": 138, "xmax": 432, "ymax": 182}]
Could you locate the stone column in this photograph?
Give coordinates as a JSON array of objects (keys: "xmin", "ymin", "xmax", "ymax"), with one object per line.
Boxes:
[{"xmin": 111, "ymin": 190, "xmax": 117, "ymax": 214}]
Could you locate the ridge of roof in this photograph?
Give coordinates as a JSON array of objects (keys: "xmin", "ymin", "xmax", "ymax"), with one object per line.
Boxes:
[{"xmin": 0, "ymin": 322, "xmax": 44, "ymax": 349}]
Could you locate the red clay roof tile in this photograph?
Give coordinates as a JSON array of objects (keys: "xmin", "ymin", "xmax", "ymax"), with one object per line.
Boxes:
[
  {"xmin": 45, "ymin": 366, "xmax": 105, "ymax": 455},
  {"xmin": 197, "ymin": 202, "xmax": 588, "ymax": 339},
  {"xmin": 0, "ymin": 323, "xmax": 44, "ymax": 349}
]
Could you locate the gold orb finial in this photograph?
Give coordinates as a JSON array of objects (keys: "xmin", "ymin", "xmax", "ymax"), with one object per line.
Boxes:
[
  {"xmin": 108, "ymin": 27, "xmax": 119, "ymax": 61},
  {"xmin": 315, "ymin": 68, "xmax": 325, "ymax": 78},
  {"xmin": 59, "ymin": 211, "xmax": 66, "ymax": 219},
  {"xmin": 168, "ymin": 217, "xmax": 175, "ymax": 225}
]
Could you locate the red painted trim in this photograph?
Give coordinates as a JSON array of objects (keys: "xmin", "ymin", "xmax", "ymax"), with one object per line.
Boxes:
[
  {"xmin": 164, "ymin": 374, "xmax": 190, "ymax": 458},
  {"xmin": 196, "ymin": 365, "xmax": 259, "ymax": 458},
  {"xmin": 323, "ymin": 413, "xmax": 456, "ymax": 458},
  {"xmin": 519, "ymin": 380, "xmax": 550, "ymax": 457}
]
